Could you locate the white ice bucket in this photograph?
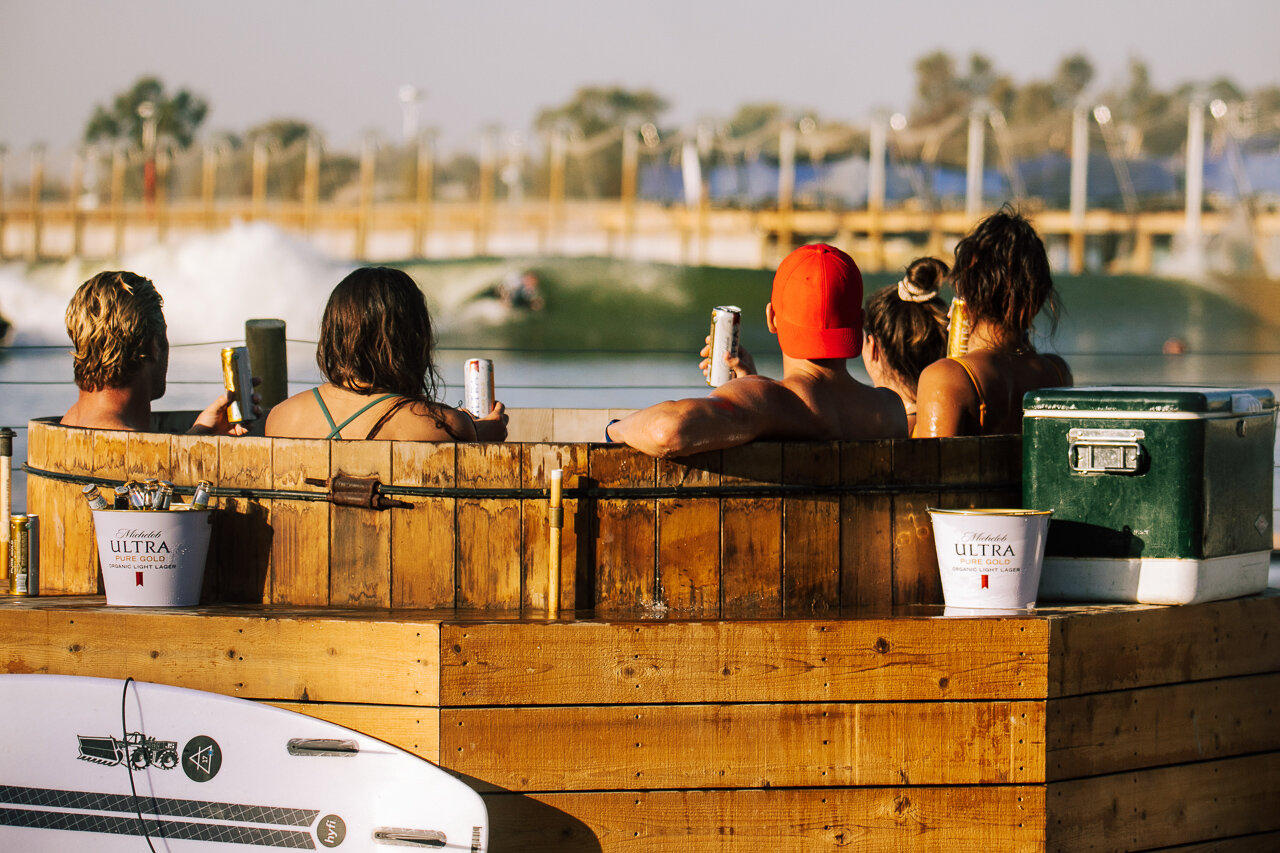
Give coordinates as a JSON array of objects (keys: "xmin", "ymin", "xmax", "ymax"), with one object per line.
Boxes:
[
  {"xmin": 92, "ymin": 507, "xmax": 213, "ymax": 607},
  {"xmin": 928, "ymin": 508, "xmax": 1052, "ymax": 610}
]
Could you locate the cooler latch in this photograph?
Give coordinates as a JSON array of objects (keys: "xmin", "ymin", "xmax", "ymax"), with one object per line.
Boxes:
[{"xmin": 1067, "ymin": 428, "xmax": 1145, "ymax": 474}]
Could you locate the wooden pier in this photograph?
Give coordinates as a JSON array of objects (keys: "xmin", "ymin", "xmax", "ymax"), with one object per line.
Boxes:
[{"xmin": 0, "ymin": 594, "xmax": 1277, "ymax": 851}]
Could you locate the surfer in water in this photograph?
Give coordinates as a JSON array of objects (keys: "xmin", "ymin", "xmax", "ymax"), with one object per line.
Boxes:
[
  {"xmin": 60, "ymin": 270, "xmax": 258, "ymax": 434},
  {"xmin": 606, "ymin": 244, "xmax": 907, "ymax": 457}
]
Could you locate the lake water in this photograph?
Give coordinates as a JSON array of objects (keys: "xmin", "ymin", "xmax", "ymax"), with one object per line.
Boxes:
[{"xmin": 1, "ymin": 223, "xmax": 1277, "ymax": 525}]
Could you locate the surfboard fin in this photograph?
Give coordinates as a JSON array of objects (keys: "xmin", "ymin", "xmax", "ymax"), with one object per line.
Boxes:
[{"xmin": 286, "ymin": 737, "xmax": 360, "ymax": 756}]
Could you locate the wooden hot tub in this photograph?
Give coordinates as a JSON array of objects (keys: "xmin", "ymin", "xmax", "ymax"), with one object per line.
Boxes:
[{"xmin": 24, "ymin": 410, "xmax": 1021, "ymax": 614}]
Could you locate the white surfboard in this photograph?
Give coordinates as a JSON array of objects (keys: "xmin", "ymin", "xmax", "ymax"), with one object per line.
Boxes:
[{"xmin": 0, "ymin": 675, "xmax": 488, "ymax": 851}]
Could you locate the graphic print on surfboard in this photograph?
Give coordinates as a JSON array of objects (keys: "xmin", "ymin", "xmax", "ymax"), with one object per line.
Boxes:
[{"xmin": 0, "ymin": 675, "xmax": 488, "ymax": 851}]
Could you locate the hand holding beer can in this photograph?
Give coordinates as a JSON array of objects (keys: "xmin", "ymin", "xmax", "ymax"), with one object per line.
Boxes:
[
  {"xmin": 221, "ymin": 346, "xmax": 256, "ymax": 423},
  {"xmin": 464, "ymin": 358, "xmax": 495, "ymax": 418},
  {"xmin": 707, "ymin": 306, "xmax": 741, "ymax": 387}
]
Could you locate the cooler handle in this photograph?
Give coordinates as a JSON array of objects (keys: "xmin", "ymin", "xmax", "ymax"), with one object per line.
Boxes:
[{"xmin": 1067, "ymin": 428, "xmax": 1145, "ymax": 474}]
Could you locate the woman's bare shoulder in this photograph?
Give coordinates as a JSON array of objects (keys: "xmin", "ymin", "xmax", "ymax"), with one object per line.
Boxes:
[{"xmin": 380, "ymin": 399, "xmax": 476, "ymax": 441}]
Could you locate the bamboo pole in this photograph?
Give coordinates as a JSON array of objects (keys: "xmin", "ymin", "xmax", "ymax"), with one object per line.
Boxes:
[
  {"xmin": 547, "ymin": 468, "xmax": 563, "ymax": 617},
  {"xmin": 0, "ymin": 427, "xmax": 13, "ymax": 584}
]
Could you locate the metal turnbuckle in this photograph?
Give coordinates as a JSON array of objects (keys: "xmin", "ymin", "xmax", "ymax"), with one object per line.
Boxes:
[{"xmin": 303, "ymin": 474, "xmax": 412, "ymax": 510}]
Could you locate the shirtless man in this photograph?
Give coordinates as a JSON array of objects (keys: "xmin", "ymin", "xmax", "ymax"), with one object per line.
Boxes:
[
  {"xmin": 61, "ymin": 270, "xmax": 253, "ymax": 434},
  {"xmin": 606, "ymin": 244, "xmax": 907, "ymax": 457}
]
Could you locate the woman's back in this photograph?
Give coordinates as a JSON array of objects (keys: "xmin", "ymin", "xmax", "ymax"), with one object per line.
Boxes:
[
  {"xmin": 915, "ymin": 350, "xmax": 1070, "ymax": 436},
  {"xmin": 265, "ymin": 384, "xmax": 475, "ymax": 441}
]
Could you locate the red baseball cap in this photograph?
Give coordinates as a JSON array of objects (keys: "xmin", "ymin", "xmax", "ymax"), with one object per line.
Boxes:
[{"xmin": 770, "ymin": 244, "xmax": 863, "ymax": 359}]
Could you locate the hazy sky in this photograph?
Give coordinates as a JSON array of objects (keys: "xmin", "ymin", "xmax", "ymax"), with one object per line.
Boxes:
[{"xmin": 2, "ymin": 0, "xmax": 1277, "ymax": 156}]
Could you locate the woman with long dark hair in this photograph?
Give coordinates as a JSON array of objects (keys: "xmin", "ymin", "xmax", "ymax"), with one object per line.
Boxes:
[
  {"xmin": 266, "ymin": 267, "xmax": 506, "ymax": 441},
  {"xmin": 913, "ymin": 208, "xmax": 1071, "ymax": 436}
]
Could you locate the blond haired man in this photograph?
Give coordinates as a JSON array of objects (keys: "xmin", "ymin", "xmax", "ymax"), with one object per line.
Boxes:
[{"xmin": 61, "ymin": 270, "xmax": 253, "ymax": 433}]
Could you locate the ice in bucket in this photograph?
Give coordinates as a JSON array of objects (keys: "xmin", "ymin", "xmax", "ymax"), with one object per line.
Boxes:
[
  {"xmin": 92, "ymin": 507, "xmax": 213, "ymax": 606},
  {"xmin": 928, "ymin": 508, "xmax": 1052, "ymax": 609}
]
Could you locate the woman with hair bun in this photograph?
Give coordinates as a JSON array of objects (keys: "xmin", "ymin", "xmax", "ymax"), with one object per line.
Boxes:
[
  {"xmin": 913, "ymin": 207, "xmax": 1071, "ymax": 437},
  {"xmin": 861, "ymin": 257, "xmax": 949, "ymax": 434},
  {"xmin": 265, "ymin": 266, "xmax": 507, "ymax": 441}
]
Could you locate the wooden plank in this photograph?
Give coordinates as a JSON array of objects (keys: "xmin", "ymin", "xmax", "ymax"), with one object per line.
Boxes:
[
  {"xmin": 171, "ymin": 433, "xmax": 219, "ymax": 492},
  {"xmin": 1046, "ymin": 752, "xmax": 1280, "ymax": 851},
  {"xmin": 935, "ymin": 435, "xmax": 985, "ymax": 511},
  {"xmin": 391, "ymin": 441, "xmax": 457, "ymax": 608},
  {"xmin": 840, "ymin": 439, "xmax": 894, "ymax": 612},
  {"xmin": 720, "ymin": 443, "xmax": 782, "ymax": 616},
  {"xmin": 890, "ymin": 438, "xmax": 941, "ymax": 606},
  {"xmin": 1148, "ymin": 831, "xmax": 1280, "ymax": 852},
  {"xmin": 270, "ymin": 438, "xmax": 330, "ymax": 605},
  {"xmin": 522, "ymin": 444, "xmax": 586, "ymax": 612},
  {"xmin": 267, "ymin": 701, "xmax": 441, "ymax": 763},
  {"xmin": 656, "ymin": 451, "xmax": 720, "ymax": 616},
  {"xmin": 456, "ymin": 443, "xmax": 522, "ymax": 609},
  {"xmin": 485, "ymin": 786, "xmax": 1043, "ymax": 853},
  {"xmin": 211, "ymin": 436, "xmax": 272, "ymax": 603},
  {"xmin": 782, "ymin": 442, "xmax": 840, "ymax": 615},
  {"xmin": 443, "ymin": 700, "xmax": 1044, "ymax": 790},
  {"xmin": 506, "ymin": 408, "xmax": 553, "ymax": 443},
  {"xmin": 91, "ymin": 429, "xmax": 128, "ymax": 481},
  {"xmin": 125, "ymin": 431, "xmax": 173, "ymax": 483},
  {"xmin": 0, "ymin": 607, "xmax": 441, "ymax": 705},
  {"xmin": 1048, "ymin": 593, "xmax": 1280, "ymax": 697},
  {"xmin": 329, "ymin": 440, "xmax": 392, "ymax": 607},
  {"xmin": 1047, "ymin": 672, "xmax": 1280, "ymax": 780},
  {"xmin": 31, "ymin": 424, "xmax": 98, "ymax": 594},
  {"xmin": 440, "ymin": 619, "xmax": 1050, "ymax": 705},
  {"xmin": 589, "ymin": 445, "xmax": 656, "ymax": 613},
  {"xmin": 981, "ymin": 433, "xmax": 1023, "ymax": 508}
]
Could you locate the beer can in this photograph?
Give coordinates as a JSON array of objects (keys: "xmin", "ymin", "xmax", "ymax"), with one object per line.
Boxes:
[
  {"xmin": 191, "ymin": 480, "xmax": 213, "ymax": 510},
  {"xmin": 707, "ymin": 305, "xmax": 741, "ymax": 387},
  {"xmin": 464, "ymin": 358, "xmax": 495, "ymax": 418},
  {"xmin": 9, "ymin": 515, "xmax": 29, "ymax": 595},
  {"xmin": 221, "ymin": 346, "xmax": 256, "ymax": 423},
  {"xmin": 82, "ymin": 483, "xmax": 109, "ymax": 511},
  {"xmin": 946, "ymin": 297, "xmax": 971, "ymax": 358}
]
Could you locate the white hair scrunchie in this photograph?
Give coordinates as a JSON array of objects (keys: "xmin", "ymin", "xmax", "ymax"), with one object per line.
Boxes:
[{"xmin": 897, "ymin": 278, "xmax": 938, "ymax": 303}]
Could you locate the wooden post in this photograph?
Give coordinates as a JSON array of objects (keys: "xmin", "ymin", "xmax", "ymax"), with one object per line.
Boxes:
[
  {"xmin": 1068, "ymin": 104, "xmax": 1089, "ymax": 274},
  {"xmin": 28, "ymin": 146, "xmax": 44, "ymax": 262},
  {"xmin": 244, "ymin": 319, "xmax": 288, "ymax": 413},
  {"xmin": 620, "ymin": 124, "xmax": 638, "ymax": 259},
  {"xmin": 202, "ymin": 144, "xmax": 217, "ymax": 230},
  {"xmin": 477, "ymin": 128, "xmax": 496, "ymax": 256},
  {"xmin": 355, "ymin": 135, "xmax": 375, "ymax": 259},
  {"xmin": 547, "ymin": 468, "xmax": 562, "ymax": 617},
  {"xmin": 546, "ymin": 127, "xmax": 566, "ymax": 254},
  {"xmin": 412, "ymin": 133, "xmax": 433, "ymax": 258},
  {"xmin": 251, "ymin": 140, "xmax": 268, "ymax": 221},
  {"xmin": 111, "ymin": 144, "xmax": 126, "ymax": 257},
  {"xmin": 155, "ymin": 145, "xmax": 170, "ymax": 243},
  {"xmin": 777, "ymin": 122, "xmax": 796, "ymax": 260},
  {"xmin": 68, "ymin": 150, "xmax": 84, "ymax": 257},
  {"xmin": 303, "ymin": 135, "xmax": 320, "ymax": 235}
]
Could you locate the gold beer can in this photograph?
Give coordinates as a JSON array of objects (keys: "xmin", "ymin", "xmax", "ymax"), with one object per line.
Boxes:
[
  {"xmin": 946, "ymin": 297, "xmax": 971, "ymax": 358},
  {"xmin": 8, "ymin": 515, "xmax": 30, "ymax": 595},
  {"xmin": 221, "ymin": 346, "xmax": 256, "ymax": 423}
]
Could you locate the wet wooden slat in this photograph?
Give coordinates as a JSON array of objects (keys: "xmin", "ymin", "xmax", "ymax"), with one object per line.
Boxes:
[
  {"xmin": 656, "ymin": 451, "xmax": 720, "ymax": 616},
  {"xmin": 444, "ymin": 700, "xmax": 1044, "ymax": 790},
  {"xmin": 329, "ymin": 440, "xmax": 392, "ymax": 607},
  {"xmin": 125, "ymin": 431, "xmax": 172, "ymax": 483},
  {"xmin": 589, "ymin": 445, "xmax": 657, "ymax": 613},
  {"xmin": 171, "ymin": 433, "xmax": 219, "ymax": 492},
  {"xmin": 890, "ymin": 438, "xmax": 941, "ymax": 606},
  {"xmin": 456, "ymin": 443, "xmax": 522, "ymax": 609},
  {"xmin": 720, "ymin": 443, "xmax": 782, "ymax": 617},
  {"xmin": 214, "ymin": 436, "xmax": 272, "ymax": 603},
  {"xmin": 391, "ymin": 441, "xmax": 457, "ymax": 608},
  {"xmin": 782, "ymin": 442, "xmax": 840, "ymax": 615},
  {"xmin": 270, "ymin": 438, "xmax": 330, "ymax": 605},
  {"xmin": 840, "ymin": 439, "xmax": 894, "ymax": 612}
]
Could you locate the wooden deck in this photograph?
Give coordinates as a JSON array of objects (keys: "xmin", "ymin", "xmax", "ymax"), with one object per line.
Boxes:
[{"xmin": 2, "ymin": 593, "xmax": 1278, "ymax": 851}]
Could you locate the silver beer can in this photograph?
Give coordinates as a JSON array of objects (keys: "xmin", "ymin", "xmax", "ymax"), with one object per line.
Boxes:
[
  {"xmin": 707, "ymin": 305, "xmax": 741, "ymax": 387},
  {"xmin": 464, "ymin": 358, "xmax": 495, "ymax": 418},
  {"xmin": 221, "ymin": 346, "xmax": 256, "ymax": 423}
]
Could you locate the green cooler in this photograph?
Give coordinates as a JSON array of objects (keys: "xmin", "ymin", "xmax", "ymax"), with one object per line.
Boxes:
[{"xmin": 1022, "ymin": 386, "xmax": 1276, "ymax": 604}]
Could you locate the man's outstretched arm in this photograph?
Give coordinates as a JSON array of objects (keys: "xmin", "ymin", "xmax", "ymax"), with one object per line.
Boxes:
[{"xmin": 606, "ymin": 377, "xmax": 801, "ymax": 458}]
